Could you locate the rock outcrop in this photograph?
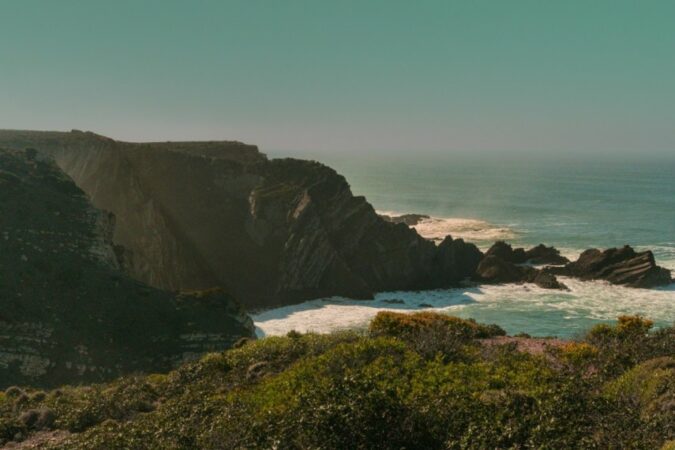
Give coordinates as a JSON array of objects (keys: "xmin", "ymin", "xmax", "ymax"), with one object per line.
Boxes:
[
  {"xmin": 0, "ymin": 130, "xmax": 669, "ymax": 310},
  {"xmin": 380, "ymin": 213, "xmax": 430, "ymax": 226},
  {"xmin": 0, "ymin": 148, "xmax": 254, "ymax": 388},
  {"xmin": 0, "ymin": 130, "xmax": 477, "ymax": 307},
  {"xmin": 429, "ymin": 236, "xmax": 484, "ymax": 287},
  {"xmin": 546, "ymin": 246, "xmax": 672, "ymax": 288},
  {"xmin": 475, "ymin": 255, "xmax": 568, "ymax": 289},
  {"xmin": 485, "ymin": 241, "xmax": 569, "ymax": 265}
]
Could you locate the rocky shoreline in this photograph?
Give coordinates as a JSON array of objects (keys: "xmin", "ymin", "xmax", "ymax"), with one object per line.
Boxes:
[
  {"xmin": 384, "ymin": 213, "xmax": 672, "ymax": 290},
  {"xmin": 0, "ymin": 131, "xmax": 671, "ymax": 388}
]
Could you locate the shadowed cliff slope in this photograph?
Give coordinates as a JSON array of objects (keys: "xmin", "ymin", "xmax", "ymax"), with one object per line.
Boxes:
[
  {"xmin": 1, "ymin": 130, "xmax": 670, "ymax": 310},
  {"xmin": 0, "ymin": 148, "xmax": 254, "ymax": 388},
  {"xmin": 0, "ymin": 130, "xmax": 481, "ymax": 308}
]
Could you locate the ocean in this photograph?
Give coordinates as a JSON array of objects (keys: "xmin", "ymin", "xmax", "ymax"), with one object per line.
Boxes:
[{"xmin": 254, "ymin": 153, "xmax": 675, "ymax": 338}]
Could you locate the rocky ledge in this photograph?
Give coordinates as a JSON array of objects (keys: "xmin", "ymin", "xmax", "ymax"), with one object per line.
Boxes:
[{"xmin": 0, "ymin": 131, "xmax": 670, "ymax": 310}]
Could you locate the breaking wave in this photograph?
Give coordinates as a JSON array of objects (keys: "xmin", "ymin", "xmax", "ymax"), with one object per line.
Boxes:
[
  {"xmin": 254, "ymin": 279, "xmax": 675, "ymax": 339},
  {"xmin": 378, "ymin": 211, "xmax": 516, "ymax": 243}
]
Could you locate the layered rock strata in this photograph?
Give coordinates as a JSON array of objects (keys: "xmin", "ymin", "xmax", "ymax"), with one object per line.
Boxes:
[{"xmin": 0, "ymin": 148, "xmax": 254, "ymax": 388}]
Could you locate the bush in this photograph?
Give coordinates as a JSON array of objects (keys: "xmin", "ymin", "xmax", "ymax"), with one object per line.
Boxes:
[
  {"xmin": 1, "ymin": 315, "xmax": 672, "ymax": 449},
  {"xmin": 585, "ymin": 315, "xmax": 672, "ymax": 377},
  {"xmin": 369, "ymin": 311, "xmax": 506, "ymax": 339}
]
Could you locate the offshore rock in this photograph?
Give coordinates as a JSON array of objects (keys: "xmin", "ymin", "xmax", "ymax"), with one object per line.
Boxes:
[
  {"xmin": 0, "ymin": 149, "xmax": 254, "ymax": 388},
  {"xmin": 380, "ymin": 213, "xmax": 430, "ymax": 226},
  {"xmin": 476, "ymin": 255, "xmax": 567, "ymax": 290},
  {"xmin": 430, "ymin": 236, "xmax": 483, "ymax": 287},
  {"xmin": 547, "ymin": 246, "xmax": 672, "ymax": 288},
  {"xmin": 524, "ymin": 244, "xmax": 569, "ymax": 265},
  {"xmin": 475, "ymin": 255, "xmax": 526, "ymax": 284}
]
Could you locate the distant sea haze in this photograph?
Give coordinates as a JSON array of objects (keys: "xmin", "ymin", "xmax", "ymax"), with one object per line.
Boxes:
[{"xmin": 255, "ymin": 155, "xmax": 675, "ymax": 338}]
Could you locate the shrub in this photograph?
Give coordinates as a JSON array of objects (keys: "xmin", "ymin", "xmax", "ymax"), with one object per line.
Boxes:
[
  {"xmin": 369, "ymin": 311, "xmax": 505, "ymax": 340},
  {"xmin": 1, "ymin": 315, "xmax": 672, "ymax": 449},
  {"xmin": 604, "ymin": 357, "xmax": 675, "ymax": 419},
  {"xmin": 558, "ymin": 342, "xmax": 599, "ymax": 367},
  {"xmin": 585, "ymin": 315, "xmax": 671, "ymax": 377}
]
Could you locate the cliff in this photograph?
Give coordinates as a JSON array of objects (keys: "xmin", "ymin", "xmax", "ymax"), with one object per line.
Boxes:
[
  {"xmin": 0, "ymin": 130, "xmax": 668, "ymax": 311},
  {"xmin": 0, "ymin": 148, "xmax": 254, "ymax": 388},
  {"xmin": 0, "ymin": 130, "xmax": 479, "ymax": 308}
]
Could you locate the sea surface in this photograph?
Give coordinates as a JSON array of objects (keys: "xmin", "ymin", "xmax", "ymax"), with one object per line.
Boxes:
[{"xmin": 255, "ymin": 153, "xmax": 675, "ymax": 338}]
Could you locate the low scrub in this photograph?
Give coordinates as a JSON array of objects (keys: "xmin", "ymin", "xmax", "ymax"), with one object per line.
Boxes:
[{"xmin": 0, "ymin": 313, "xmax": 672, "ymax": 449}]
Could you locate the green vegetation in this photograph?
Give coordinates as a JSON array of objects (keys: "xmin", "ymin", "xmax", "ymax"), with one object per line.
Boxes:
[{"xmin": 0, "ymin": 313, "xmax": 672, "ymax": 449}]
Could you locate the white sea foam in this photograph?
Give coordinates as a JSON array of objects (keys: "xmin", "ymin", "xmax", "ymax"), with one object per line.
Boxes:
[
  {"xmin": 378, "ymin": 211, "xmax": 516, "ymax": 243},
  {"xmin": 255, "ymin": 213, "xmax": 675, "ymax": 339},
  {"xmin": 254, "ymin": 279, "xmax": 675, "ymax": 339}
]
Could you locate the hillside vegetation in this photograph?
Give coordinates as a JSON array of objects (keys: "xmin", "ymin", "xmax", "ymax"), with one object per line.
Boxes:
[{"xmin": 0, "ymin": 312, "xmax": 672, "ymax": 449}]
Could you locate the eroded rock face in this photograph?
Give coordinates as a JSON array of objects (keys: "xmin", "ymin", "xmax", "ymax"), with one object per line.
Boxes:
[
  {"xmin": 524, "ymin": 244, "xmax": 569, "ymax": 265},
  {"xmin": 0, "ymin": 149, "xmax": 254, "ymax": 388},
  {"xmin": 548, "ymin": 246, "xmax": 672, "ymax": 288},
  {"xmin": 431, "ymin": 237, "xmax": 484, "ymax": 287},
  {"xmin": 0, "ymin": 131, "xmax": 480, "ymax": 307},
  {"xmin": 475, "ymin": 255, "xmax": 525, "ymax": 284},
  {"xmin": 1, "ymin": 131, "xmax": 669, "ymax": 310}
]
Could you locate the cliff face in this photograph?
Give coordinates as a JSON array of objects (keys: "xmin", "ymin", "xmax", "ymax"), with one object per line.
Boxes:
[
  {"xmin": 0, "ymin": 130, "xmax": 476, "ymax": 308},
  {"xmin": 0, "ymin": 148, "xmax": 254, "ymax": 388}
]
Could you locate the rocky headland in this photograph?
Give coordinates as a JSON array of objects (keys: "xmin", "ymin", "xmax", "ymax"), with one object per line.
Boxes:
[
  {"xmin": 0, "ymin": 130, "xmax": 672, "ymax": 391},
  {"xmin": 0, "ymin": 130, "xmax": 480, "ymax": 307},
  {"xmin": 0, "ymin": 130, "xmax": 670, "ymax": 314}
]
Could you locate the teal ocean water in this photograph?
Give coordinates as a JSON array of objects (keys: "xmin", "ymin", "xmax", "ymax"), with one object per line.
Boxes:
[{"xmin": 255, "ymin": 155, "xmax": 675, "ymax": 338}]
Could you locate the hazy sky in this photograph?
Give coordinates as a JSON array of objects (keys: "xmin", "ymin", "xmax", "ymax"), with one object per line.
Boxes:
[{"xmin": 2, "ymin": 1, "xmax": 675, "ymax": 155}]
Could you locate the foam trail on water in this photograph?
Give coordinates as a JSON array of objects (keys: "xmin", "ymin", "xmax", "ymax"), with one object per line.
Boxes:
[
  {"xmin": 377, "ymin": 210, "xmax": 516, "ymax": 243},
  {"xmin": 254, "ymin": 280, "xmax": 675, "ymax": 339},
  {"xmin": 256, "ymin": 213, "xmax": 675, "ymax": 340}
]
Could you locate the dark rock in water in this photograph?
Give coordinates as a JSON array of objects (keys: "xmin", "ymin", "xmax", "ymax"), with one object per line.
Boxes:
[
  {"xmin": 0, "ymin": 149, "xmax": 254, "ymax": 388},
  {"xmin": 475, "ymin": 255, "xmax": 525, "ymax": 284},
  {"xmin": 485, "ymin": 241, "xmax": 527, "ymax": 264},
  {"xmin": 379, "ymin": 213, "xmax": 430, "ymax": 226},
  {"xmin": 430, "ymin": 236, "xmax": 484, "ymax": 287},
  {"xmin": 526, "ymin": 270, "xmax": 569, "ymax": 290},
  {"xmin": 486, "ymin": 241, "xmax": 568, "ymax": 265},
  {"xmin": 418, "ymin": 303, "xmax": 433, "ymax": 308},
  {"xmin": 476, "ymin": 255, "xmax": 566, "ymax": 290},
  {"xmin": 382, "ymin": 299, "xmax": 405, "ymax": 304},
  {"xmin": 548, "ymin": 246, "xmax": 672, "ymax": 288},
  {"xmin": 524, "ymin": 244, "xmax": 569, "ymax": 265}
]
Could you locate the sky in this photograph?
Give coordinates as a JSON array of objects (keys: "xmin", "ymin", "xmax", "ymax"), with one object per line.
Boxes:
[{"xmin": 1, "ymin": 0, "xmax": 675, "ymax": 156}]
